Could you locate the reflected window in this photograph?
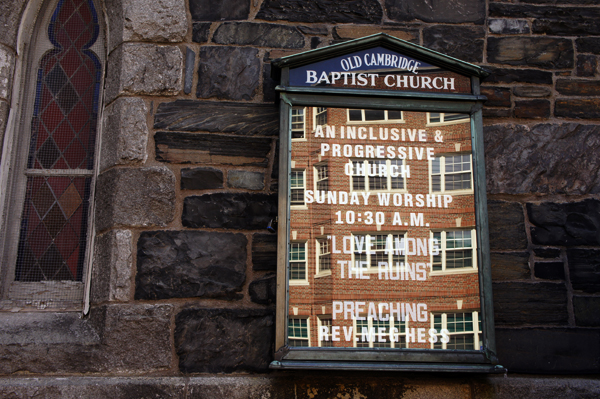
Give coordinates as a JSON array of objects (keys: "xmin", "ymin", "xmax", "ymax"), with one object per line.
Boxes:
[
  {"xmin": 288, "ymin": 318, "xmax": 310, "ymax": 347},
  {"xmin": 316, "ymin": 238, "xmax": 331, "ymax": 274},
  {"xmin": 290, "ymin": 170, "xmax": 305, "ymax": 206},
  {"xmin": 353, "ymin": 233, "xmax": 406, "ymax": 270},
  {"xmin": 355, "ymin": 316, "xmax": 406, "ymax": 348},
  {"xmin": 289, "ymin": 242, "xmax": 307, "ymax": 282},
  {"xmin": 432, "ymin": 230, "xmax": 476, "ymax": 273},
  {"xmin": 428, "ymin": 112, "xmax": 469, "ymax": 125},
  {"xmin": 314, "ymin": 107, "xmax": 327, "ymax": 126},
  {"xmin": 351, "ymin": 160, "xmax": 405, "ymax": 192},
  {"xmin": 348, "ymin": 109, "xmax": 403, "ymax": 122},
  {"xmin": 291, "ymin": 107, "xmax": 305, "ymax": 139},
  {"xmin": 431, "ymin": 155, "xmax": 472, "ymax": 193},
  {"xmin": 318, "ymin": 317, "xmax": 333, "ymax": 347},
  {"xmin": 432, "ymin": 312, "xmax": 481, "ymax": 350},
  {"xmin": 315, "ymin": 164, "xmax": 329, "ymax": 191}
]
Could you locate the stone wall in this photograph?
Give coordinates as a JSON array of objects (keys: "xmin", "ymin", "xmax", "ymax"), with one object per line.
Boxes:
[{"xmin": 0, "ymin": 0, "xmax": 599, "ymax": 397}]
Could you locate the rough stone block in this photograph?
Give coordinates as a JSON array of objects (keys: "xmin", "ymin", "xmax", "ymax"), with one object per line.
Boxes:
[
  {"xmin": 189, "ymin": 0, "xmax": 250, "ymax": 21},
  {"xmin": 183, "ymin": 193, "xmax": 277, "ymax": 230},
  {"xmin": 136, "ymin": 230, "xmax": 247, "ymax": 300},
  {"xmin": 213, "ymin": 22, "xmax": 304, "ymax": 49},
  {"xmin": 567, "ymin": 248, "xmax": 600, "ymax": 293},
  {"xmin": 334, "ymin": 26, "xmax": 418, "ymax": 42},
  {"xmin": 534, "ymin": 247, "xmax": 561, "ymax": 259},
  {"xmin": 0, "ymin": 377, "xmax": 187, "ymax": 398},
  {"xmin": 249, "ymin": 274, "xmax": 276, "ymax": 305},
  {"xmin": 258, "ymin": 0, "xmax": 382, "ymax": 23},
  {"xmin": 95, "ymin": 166, "xmax": 176, "ymax": 231},
  {"xmin": 101, "ymin": 304, "xmax": 173, "ymax": 371},
  {"xmin": 493, "ymin": 282, "xmax": 568, "ymax": 326},
  {"xmin": 91, "ymin": 229, "xmax": 132, "ymax": 303},
  {"xmin": 576, "ymin": 37, "xmax": 600, "ymax": 55},
  {"xmin": 196, "ymin": 46, "xmax": 259, "ymax": 101},
  {"xmin": 105, "ymin": 0, "xmax": 187, "ymax": 51},
  {"xmin": 481, "ymin": 87, "xmax": 511, "ymax": 107},
  {"xmin": 534, "ymin": 262, "xmax": 565, "ymax": 280},
  {"xmin": 0, "ymin": 0, "xmax": 27, "ymax": 47},
  {"xmin": 0, "ymin": 303, "xmax": 173, "ymax": 374},
  {"xmin": 0, "ymin": 45, "xmax": 15, "ymax": 100},
  {"xmin": 263, "ymin": 63, "xmax": 277, "ymax": 103},
  {"xmin": 298, "ymin": 25, "xmax": 329, "ymax": 36},
  {"xmin": 270, "ymin": 140, "xmax": 279, "ymax": 192},
  {"xmin": 482, "ymin": 108, "xmax": 511, "ymax": 119},
  {"xmin": 490, "ymin": 3, "xmax": 600, "ymax": 33},
  {"xmin": 228, "ymin": 170, "xmax": 264, "ymax": 190},
  {"xmin": 386, "ymin": 0, "xmax": 484, "ymax": 24},
  {"xmin": 488, "ymin": 201, "xmax": 528, "ymax": 250},
  {"xmin": 576, "ymin": 55, "xmax": 597, "ymax": 77},
  {"xmin": 0, "ymin": 312, "xmax": 102, "ymax": 374},
  {"xmin": 155, "ymin": 132, "xmax": 273, "ymax": 166},
  {"xmin": 528, "ymin": 200, "xmax": 600, "ymax": 246},
  {"xmin": 0, "ymin": 100, "xmax": 7, "ymax": 154},
  {"xmin": 423, "ymin": 26, "xmax": 484, "ymax": 63},
  {"xmin": 512, "ymin": 86, "xmax": 551, "ymax": 98},
  {"xmin": 513, "ymin": 100, "xmax": 550, "ymax": 119},
  {"xmin": 192, "ymin": 22, "xmax": 211, "ymax": 43},
  {"xmin": 174, "ymin": 307, "xmax": 274, "ymax": 373},
  {"xmin": 105, "ymin": 43, "xmax": 182, "ymax": 102},
  {"xmin": 154, "ymin": 100, "xmax": 279, "ymax": 136},
  {"xmin": 556, "ymin": 98, "xmax": 600, "ymax": 119},
  {"xmin": 488, "ymin": 19, "xmax": 530, "ymax": 35},
  {"xmin": 491, "ymin": 252, "xmax": 530, "ymax": 281},
  {"xmin": 573, "ymin": 296, "xmax": 600, "ymax": 327},
  {"xmin": 532, "ymin": 17, "xmax": 600, "ymax": 36},
  {"xmin": 485, "ymin": 124, "xmax": 600, "ymax": 195},
  {"xmin": 100, "ymin": 97, "xmax": 148, "ymax": 171},
  {"xmin": 487, "ymin": 37, "xmax": 573, "ymax": 69},
  {"xmin": 252, "ymin": 234, "xmax": 277, "ymax": 271},
  {"xmin": 556, "ymin": 79, "xmax": 600, "ymax": 96},
  {"xmin": 181, "ymin": 167, "xmax": 223, "ymax": 190},
  {"xmin": 486, "ymin": 68, "xmax": 553, "ymax": 85},
  {"xmin": 495, "ymin": 328, "xmax": 600, "ymax": 373}
]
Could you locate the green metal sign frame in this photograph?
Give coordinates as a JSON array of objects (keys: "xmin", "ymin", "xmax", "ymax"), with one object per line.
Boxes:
[{"xmin": 271, "ymin": 34, "xmax": 504, "ymax": 373}]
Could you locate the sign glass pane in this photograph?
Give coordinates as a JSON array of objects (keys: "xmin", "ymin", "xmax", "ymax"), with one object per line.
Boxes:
[{"xmin": 287, "ymin": 107, "xmax": 482, "ymax": 351}]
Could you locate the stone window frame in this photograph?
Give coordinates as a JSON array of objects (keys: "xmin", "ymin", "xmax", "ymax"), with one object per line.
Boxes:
[
  {"xmin": 288, "ymin": 241, "xmax": 308, "ymax": 286},
  {"xmin": 351, "ymin": 232, "xmax": 407, "ymax": 275},
  {"xmin": 429, "ymin": 154, "xmax": 474, "ymax": 195},
  {"xmin": 426, "ymin": 112, "xmax": 470, "ymax": 126},
  {"xmin": 346, "ymin": 108, "xmax": 405, "ymax": 124},
  {"xmin": 288, "ymin": 317, "xmax": 311, "ymax": 347},
  {"xmin": 0, "ymin": 0, "xmax": 106, "ymax": 312},
  {"xmin": 350, "ymin": 159, "xmax": 407, "ymax": 193},
  {"xmin": 353, "ymin": 314, "xmax": 407, "ymax": 348},
  {"xmin": 429, "ymin": 229, "xmax": 478, "ymax": 276},
  {"xmin": 430, "ymin": 311, "xmax": 481, "ymax": 350}
]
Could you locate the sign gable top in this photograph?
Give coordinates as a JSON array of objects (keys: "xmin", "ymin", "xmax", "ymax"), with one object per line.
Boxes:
[{"xmin": 271, "ymin": 33, "xmax": 490, "ymax": 83}]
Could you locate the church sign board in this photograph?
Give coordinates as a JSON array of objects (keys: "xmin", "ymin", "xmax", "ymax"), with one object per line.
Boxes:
[{"xmin": 270, "ymin": 34, "xmax": 503, "ymax": 373}]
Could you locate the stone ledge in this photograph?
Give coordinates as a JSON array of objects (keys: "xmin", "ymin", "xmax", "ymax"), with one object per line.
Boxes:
[{"xmin": 0, "ymin": 375, "xmax": 597, "ymax": 398}]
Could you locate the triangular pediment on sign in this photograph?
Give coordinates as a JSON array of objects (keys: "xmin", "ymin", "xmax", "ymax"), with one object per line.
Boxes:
[{"xmin": 271, "ymin": 33, "xmax": 489, "ymax": 84}]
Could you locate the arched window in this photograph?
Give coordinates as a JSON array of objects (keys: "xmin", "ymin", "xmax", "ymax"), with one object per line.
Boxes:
[{"xmin": 0, "ymin": 0, "xmax": 105, "ymax": 310}]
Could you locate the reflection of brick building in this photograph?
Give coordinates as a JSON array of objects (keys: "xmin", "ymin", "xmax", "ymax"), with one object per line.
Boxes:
[{"xmin": 288, "ymin": 107, "xmax": 481, "ymax": 350}]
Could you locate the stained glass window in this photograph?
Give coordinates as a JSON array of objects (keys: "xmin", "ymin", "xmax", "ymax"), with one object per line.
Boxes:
[{"xmin": 2, "ymin": 0, "xmax": 104, "ymax": 308}]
